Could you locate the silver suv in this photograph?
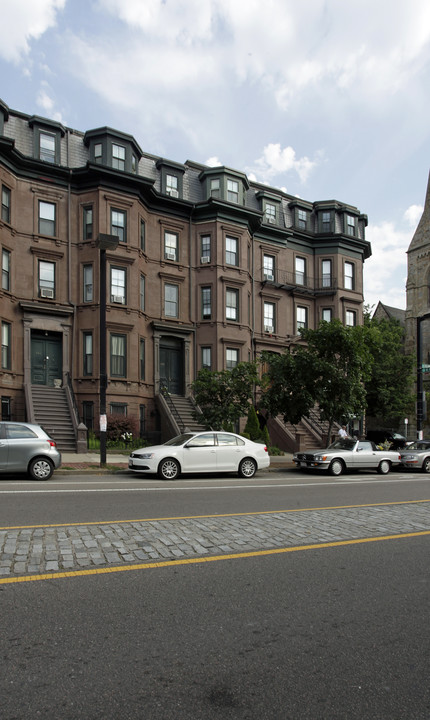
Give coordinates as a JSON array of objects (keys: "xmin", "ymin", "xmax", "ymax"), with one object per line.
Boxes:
[{"xmin": 0, "ymin": 422, "xmax": 61, "ymax": 480}]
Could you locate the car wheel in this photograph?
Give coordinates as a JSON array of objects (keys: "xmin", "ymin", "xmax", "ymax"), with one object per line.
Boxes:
[
  {"xmin": 422, "ymin": 457, "xmax": 430, "ymax": 473},
  {"xmin": 29, "ymin": 457, "xmax": 54, "ymax": 481},
  {"xmin": 158, "ymin": 458, "xmax": 180, "ymax": 480},
  {"xmin": 238, "ymin": 458, "xmax": 257, "ymax": 478},
  {"xmin": 378, "ymin": 460, "xmax": 391, "ymax": 475},
  {"xmin": 329, "ymin": 459, "xmax": 344, "ymax": 476}
]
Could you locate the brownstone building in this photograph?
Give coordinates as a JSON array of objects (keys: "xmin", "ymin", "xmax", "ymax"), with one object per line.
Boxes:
[{"xmin": 0, "ymin": 99, "xmax": 371, "ymax": 450}]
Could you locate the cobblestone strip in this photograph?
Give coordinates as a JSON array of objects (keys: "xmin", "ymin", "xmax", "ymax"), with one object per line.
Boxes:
[{"xmin": 0, "ymin": 503, "xmax": 429, "ymax": 576}]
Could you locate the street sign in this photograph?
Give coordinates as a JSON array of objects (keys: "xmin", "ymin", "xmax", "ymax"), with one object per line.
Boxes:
[{"xmin": 422, "ymin": 364, "xmax": 430, "ymax": 373}]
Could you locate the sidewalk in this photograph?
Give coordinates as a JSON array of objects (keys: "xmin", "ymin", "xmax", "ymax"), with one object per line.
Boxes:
[{"xmin": 59, "ymin": 452, "xmax": 294, "ymax": 472}]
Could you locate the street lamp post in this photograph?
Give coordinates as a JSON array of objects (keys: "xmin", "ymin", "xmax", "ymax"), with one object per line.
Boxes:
[
  {"xmin": 96, "ymin": 234, "xmax": 119, "ymax": 466},
  {"xmin": 416, "ymin": 312, "xmax": 430, "ymax": 440}
]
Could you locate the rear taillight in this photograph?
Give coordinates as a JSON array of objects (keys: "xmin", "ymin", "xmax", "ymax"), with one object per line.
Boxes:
[
  {"xmin": 264, "ymin": 446, "xmax": 268, "ymax": 453},
  {"xmin": 49, "ymin": 440, "xmax": 57, "ymax": 448}
]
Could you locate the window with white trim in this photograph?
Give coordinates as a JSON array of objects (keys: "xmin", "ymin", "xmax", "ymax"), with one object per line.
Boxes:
[
  {"xmin": 110, "ymin": 334, "xmax": 126, "ymax": 378},
  {"xmin": 201, "ymin": 346, "xmax": 212, "ymax": 370},
  {"xmin": 2, "ymin": 249, "xmax": 10, "ymax": 291},
  {"xmin": 83, "ymin": 206, "xmax": 93, "ymax": 240},
  {"xmin": 200, "ymin": 235, "xmax": 211, "ymax": 262},
  {"xmin": 140, "ymin": 274, "xmax": 145, "ymax": 312},
  {"xmin": 164, "ymin": 232, "xmax": 178, "ymax": 261},
  {"xmin": 322, "ymin": 259, "xmax": 332, "ymax": 288},
  {"xmin": 226, "ymin": 348, "xmax": 239, "ymax": 370},
  {"xmin": 263, "ymin": 302, "xmax": 275, "ymax": 333},
  {"xmin": 346, "ymin": 310, "xmax": 356, "ymax": 326},
  {"xmin": 1, "ymin": 185, "xmax": 11, "ymax": 223},
  {"xmin": 166, "ymin": 175, "xmax": 179, "ymax": 197},
  {"xmin": 39, "ymin": 260, "xmax": 55, "ymax": 298},
  {"xmin": 83, "ymin": 264, "xmax": 93, "ymax": 302},
  {"xmin": 295, "ymin": 257, "xmax": 306, "ymax": 285},
  {"xmin": 110, "ymin": 266, "xmax": 126, "ymax": 304},
  {"xmin": 226, "ymin": 236, "xmax": 238, "ymax": 265},
  {"xmin": 201, "ymin": 286, "xmax": 211, "ymax": 320},
  {"xmin": 263, "ymin": 255, "xmax": 275, "ymax": 281},
  {"xmin": 164, "ymin": 283, "xmax": 178, "ymax": 317},
  {"xmin": 1, "ymin": 321, "xmax": 11, "ymax": 370},
  {"xmin": 344, "ymin": 262, "xmax": 354, "ymax": 290},
  {"xmin": 83, "ymin": 332, "xmax": 93, "ymax": 376},
  {"xmin": 322, "ymin": 308, "xmax": 333, "ymax": 322},
  {"xmin": 265, "ymin": 203, "xmax": 276, "ymax": 223},
  {"xmin": 111, "ymin": 209, "xmax": 126, "ymax": 243},
  {"xmin": 38, "ymin": 201, "xmax": 56, "ymax": 236},
  {"xmin": 296, "ymin": 306, "xmax": 308, "ymax": 331},
  {"xmin": 226, "ymin": 288, "xmax": 239, "ymax": 321}
]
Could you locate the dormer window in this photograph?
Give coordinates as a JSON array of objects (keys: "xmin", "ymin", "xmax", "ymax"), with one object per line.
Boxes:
[
  {"xmin": 346, "ymin": 214, "xmax": 356, "ymax": 236},
  {"xmin": 40, "ymin": 132, "xmax": 56, "ymax": 163},
  {"xmin": 227, "ymin": 179, "xmax": 239, "ymax": 203},
  {"xmin": 199, "ymin": 167, "xmax": 249, "ymax": 204},
  {"xmin": 112, "ymin": 143, "xmax": 126, "ymax": 171},
  {"xmin": 265, "ymin": 203, "xmax": 276, "ymax": 224},
  {"xmin": 29, "ymin": 116, "xmax": 64, "ymax": 165},
  {"xmin": 321, "ymin": 211, "xmax": 331, "ymax": 232},
  {"xmin": 210, "ymin": 178, "xmax": 220, "ymax": 197},
  {"xmin": 94, "ymin": 143, "xmax": 102, "ymax": 164},
  {"xmin": 166, "ymin": 174, "xmax": 179, "ymax": 198},
  {"xmin": 84, "ymin": 128, "xmax": 142, "ymax": 173},
  {"xmin": 298, "ymin": 209, "xmax": 307, "ymax": 230}
]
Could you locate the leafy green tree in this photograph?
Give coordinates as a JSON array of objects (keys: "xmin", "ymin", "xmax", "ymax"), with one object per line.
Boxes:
[
  {"xmin": 259, "ymin": 350, "xmax": 315, "ymax": 424},
  {"xmin": 363, "ymin": 315, "xmax": 415, "ymax": 422},
  {"xmin": 261, "ymin": 320, "xmax": 372, "ymax": 440},
  {"xmin": 192, "ymin": 362, "xmax": 258, "ymax": 430},
  {"xmin": 243, "ymin": 405, "xmax": 261, "ymax": 440}
]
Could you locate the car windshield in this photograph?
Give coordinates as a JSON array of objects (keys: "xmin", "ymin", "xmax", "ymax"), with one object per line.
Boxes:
[
  {"xmin": 328, "ymin": 439, "xmax": 356, "ymax": 451},
  {"xmin": 164, "ymin": 433, "xmax": 195, "ymax": 446},
  {"xmin": 405, "ymin": 441, "xmax": 430, "ymax": 451}
]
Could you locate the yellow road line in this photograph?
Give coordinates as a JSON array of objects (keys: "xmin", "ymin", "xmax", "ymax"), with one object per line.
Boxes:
[
  {"xmin": 1, "ymin": 498, "xmax": 430, "ymax": 531},
  {"xmin": 1, "ymin": 530, "xmax": 430, "ymax": 586}
]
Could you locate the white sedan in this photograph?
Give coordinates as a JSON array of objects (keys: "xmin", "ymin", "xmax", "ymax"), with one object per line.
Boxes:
[{"xmin": 128, "ymin": 431, "xmax": 270, "ymax": 480}]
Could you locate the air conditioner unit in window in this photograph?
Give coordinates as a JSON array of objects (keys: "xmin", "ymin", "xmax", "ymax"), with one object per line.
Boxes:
[
  {"xmin": 112, "ymin": 295, "xmax": 125, "ymax": 304},
  {"xmin": 40, "ymin": 287, "xmax": 54, "ymax": 299},
  {"xmin": 264, "ymin": 273, "xmax": 274, "ymax": 282},
  {"xmin": 200, "ymin": 256, "xmax": 210, "ymax": 264},
  {"xmin": 167, "ymin": 189, "xmax": 179, "ymax": 198},
  {"xmin": 266, "ymin": 217, "xmax": 276, "ymax": 224},
  {"xmin": 264, "ymin": 324, "xmax": 273, "ymax": 333},
  {"xmin": 165, "ymin": 251, "xmax": 176, "ymax": 261}
]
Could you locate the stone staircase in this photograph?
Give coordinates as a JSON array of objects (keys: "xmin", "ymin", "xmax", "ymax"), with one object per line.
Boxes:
[
  {"xmin": 31, "ymin": 385, "xmax": 77, "ymax": 452},
  {"xmin": 165, "ymin": 394, "xmax": 208, "ymax": 432},
  {"xmin": 267, "ymin": 407, "xmax": 339, "ymax": 453}
]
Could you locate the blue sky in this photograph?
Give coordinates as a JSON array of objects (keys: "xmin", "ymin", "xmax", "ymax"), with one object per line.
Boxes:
[{"xmin": 1, "ymin": 0, "xmax": 430, "ymax": 311}]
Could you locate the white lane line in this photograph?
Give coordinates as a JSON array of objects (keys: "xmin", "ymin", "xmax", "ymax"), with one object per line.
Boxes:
[{"xmin": 0, "ymin": 477, "xmax": 428, "ymax": 493}]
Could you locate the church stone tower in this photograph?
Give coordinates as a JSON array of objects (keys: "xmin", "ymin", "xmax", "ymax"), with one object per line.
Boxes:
[
  {"xmin": 405, "ymin": 171, "xmax": 430, "ymax": 435},
  {"xmin": 406, "ymin": 172, "xmax": 430, "ymax": 354}
]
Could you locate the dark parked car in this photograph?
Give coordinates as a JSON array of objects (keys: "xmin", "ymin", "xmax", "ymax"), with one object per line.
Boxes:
[
  {"xmin": 0, "ymin": 422, "xmax": 62, "ymax": 480},
  {"xmin": 366, "ymin": 430, "xmax": 407, "ymax": 450}
]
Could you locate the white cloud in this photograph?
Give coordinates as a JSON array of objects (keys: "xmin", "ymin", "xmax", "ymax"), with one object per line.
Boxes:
[
  {"xmin": 364, "ymin": 221, "xmax": 410, "ymax": 310},
  {"xmin": 205, "ymin": 157, "xmax": 223, "ymax": 168},
  {"xmin": 404, "ymin": 204, "xmax": 424, "ymax": 227},
  {"xmin": 0, "ymin": 0, "xmax": 65, "ymax": 63},
  {"xmin": 36, "ymin": 85, "xmax": 63, "ymax": 122},
  {"xmin": 252, "ymin": 143, "xmax": 319, "ymax": 184}
]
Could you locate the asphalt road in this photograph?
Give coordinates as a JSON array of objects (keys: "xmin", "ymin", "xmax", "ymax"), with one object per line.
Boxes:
[{"xmin": 1, "ymin": 469, "xmax": 430, "ymax": 719}]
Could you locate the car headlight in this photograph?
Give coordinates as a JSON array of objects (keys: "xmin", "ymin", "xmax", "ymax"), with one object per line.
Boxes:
[
  {"xmin": 314, "ymin": 455, "xmax": 327, "ymax": 462},
  {"xmin": 136, "ymin": 452, "xmax": 155, "ymax": 459}
]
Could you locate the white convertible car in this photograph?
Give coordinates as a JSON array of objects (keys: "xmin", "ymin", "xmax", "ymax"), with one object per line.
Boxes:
[{"xmin": 293, "ymin": 438, "xmax": 401, "ymax": 476}]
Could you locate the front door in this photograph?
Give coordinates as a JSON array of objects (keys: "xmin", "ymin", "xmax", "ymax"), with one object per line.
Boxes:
[
  {"xmin": 160, "ymin": 339, "xmax": 184, "ymax": 395},
  {"xmin": 31, "ymin": 333, "xmax": 62, "ymax": 386}
]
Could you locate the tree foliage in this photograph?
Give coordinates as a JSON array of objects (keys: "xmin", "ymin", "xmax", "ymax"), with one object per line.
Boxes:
[
  {"xmin": 363, "ymin": 315, "xmax": 415, "ymax": 422},
  {"xmin": 191, "ymin": 362, "xmax": 258, "ymax": 430},
  {"xmin": 261, "ymin": 320, "xmax": 372, "ymax": 439}
]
